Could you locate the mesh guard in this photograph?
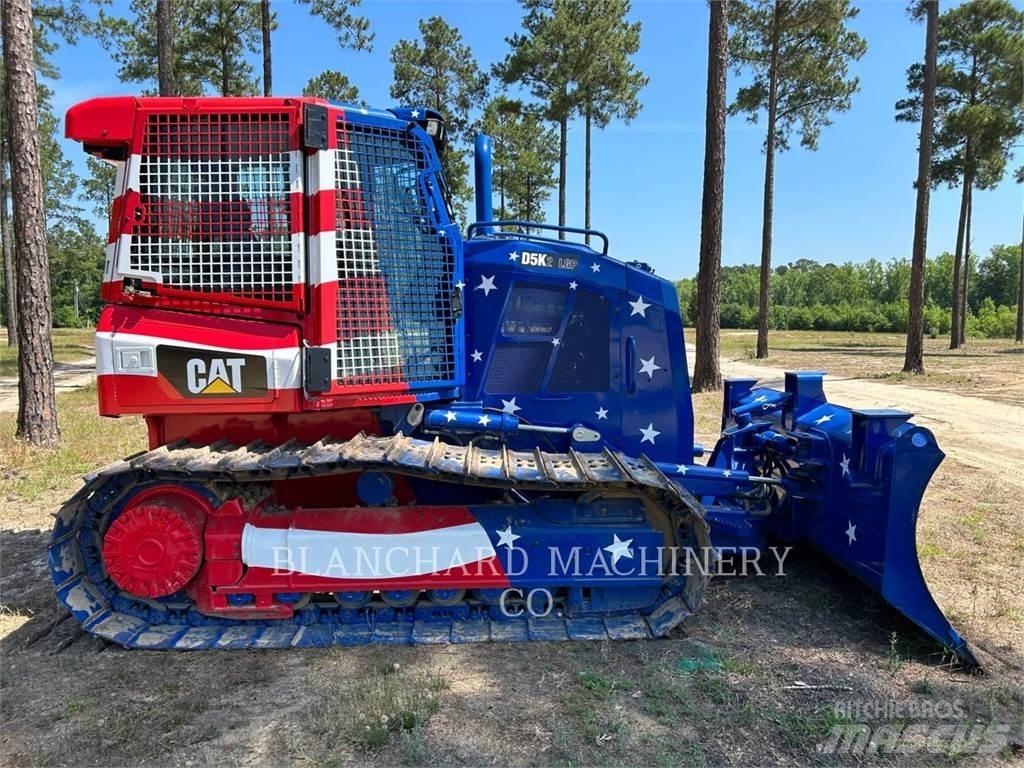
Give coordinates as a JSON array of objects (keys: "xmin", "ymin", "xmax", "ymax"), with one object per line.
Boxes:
[{"xmin": 332, "ymin": 117, "xmax": 457, "ymax": 390}]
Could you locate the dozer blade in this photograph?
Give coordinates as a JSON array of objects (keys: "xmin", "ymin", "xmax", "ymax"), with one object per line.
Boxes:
[{"xmin": 721, "ymin": 373, "xmax": 979, "ymax": 667}]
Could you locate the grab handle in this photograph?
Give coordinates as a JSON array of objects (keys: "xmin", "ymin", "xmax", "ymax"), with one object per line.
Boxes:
[{"xmin": 626, "ymin": 336, "xmax": 638, "ymax": 394}]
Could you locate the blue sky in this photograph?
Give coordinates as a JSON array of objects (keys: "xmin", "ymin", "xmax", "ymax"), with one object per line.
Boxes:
[{"xmin": 49, "ymin": 0, "xmax": 1022, "ymax": 282}]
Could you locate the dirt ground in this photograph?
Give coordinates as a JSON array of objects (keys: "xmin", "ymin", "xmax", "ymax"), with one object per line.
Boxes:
[{"xmin": 1, "ymin": 335, "xmax": 1022, "ymax": 767}]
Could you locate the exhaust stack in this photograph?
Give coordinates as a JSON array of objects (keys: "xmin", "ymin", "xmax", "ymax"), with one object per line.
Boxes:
[{"xmin": 474, "ymin": 133, "xmax": 493, "ymax": 234}]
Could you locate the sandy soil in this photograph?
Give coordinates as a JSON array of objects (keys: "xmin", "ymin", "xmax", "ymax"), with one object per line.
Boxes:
[{"xmin": 0, "ymin": 358, "xmax": 95, "ymax": 414}]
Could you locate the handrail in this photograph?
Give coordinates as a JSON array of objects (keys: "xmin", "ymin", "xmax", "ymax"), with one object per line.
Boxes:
[{"xmin": 466, "ymin": 220, "xmax": 609, "ymax": 256}]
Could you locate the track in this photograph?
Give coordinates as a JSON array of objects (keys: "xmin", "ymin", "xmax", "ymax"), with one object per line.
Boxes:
[{"xmin": 48, "ymin": 433, "xmax": 712, "ymax": 649}]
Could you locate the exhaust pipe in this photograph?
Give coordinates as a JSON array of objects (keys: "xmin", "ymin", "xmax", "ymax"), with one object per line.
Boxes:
[{"xmin": 474, "ymin": 133, "xmax": 493, "ymax": 234}]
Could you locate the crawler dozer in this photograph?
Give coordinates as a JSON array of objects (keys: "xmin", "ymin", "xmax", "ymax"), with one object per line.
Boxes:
[{"xmin": 51, "ymin": 96, "xmax": 974, "ymax": 664}]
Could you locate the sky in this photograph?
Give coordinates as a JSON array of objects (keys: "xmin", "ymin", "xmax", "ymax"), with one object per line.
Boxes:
[{"xmin": 48, "ymin": 0, "xmax": 1023, "ymax": 282}]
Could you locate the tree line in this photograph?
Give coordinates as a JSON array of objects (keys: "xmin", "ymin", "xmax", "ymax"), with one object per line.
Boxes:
[{"xmin": 678, "ymin": 244, "xmax": 1022, "ymax": 338}]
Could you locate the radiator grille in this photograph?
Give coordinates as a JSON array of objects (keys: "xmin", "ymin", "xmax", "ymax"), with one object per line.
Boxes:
[
  {"xmin": 334, "ymin": 120, "xmax": 456, "ymax": 387},
  {"xmin": 130, "ymin": 111, "xmax": 296, "ymax": 305}
]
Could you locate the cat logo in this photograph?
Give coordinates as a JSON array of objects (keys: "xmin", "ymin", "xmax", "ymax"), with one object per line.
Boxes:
[
  {"xmin": 187, "ymin": 357, "xmax": 246, "ymax": 394},
  {"xmin": 157, "ymin": 345, "xmax": 267, "ymax": 398}
]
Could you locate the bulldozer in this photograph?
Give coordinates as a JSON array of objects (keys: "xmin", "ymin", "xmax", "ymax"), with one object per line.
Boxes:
[{"xmin": 51, "ymin": 95, "xmax": 974, "ymax": 664}]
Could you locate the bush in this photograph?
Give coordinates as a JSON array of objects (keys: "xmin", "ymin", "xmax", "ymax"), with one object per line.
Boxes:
[
  {"xmin": 52, "ymin": 305, "xmax": 87, "ymax": 328},
  {"xmin": 968, "ymin": 299, "xmax": 1017, "ymax": 339}
]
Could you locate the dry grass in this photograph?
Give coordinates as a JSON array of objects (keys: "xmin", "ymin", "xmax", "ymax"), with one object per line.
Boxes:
[
  {"xmin": 718, "ymin": 330, "xmax": 1024, "ymax": 404},
  {"xmin": 0, "ymin": 327, "xmax": 95, "ymax": 377},
  {"xmin": 0, "ymin": 384, "xmax": 146, "ymax": 526}
]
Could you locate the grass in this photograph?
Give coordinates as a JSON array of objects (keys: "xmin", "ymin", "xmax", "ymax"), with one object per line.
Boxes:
[
  {"xmin": 303, "ymin": 661, "xmax": 448, "ymax": 754},
  {"xmin": 0, "ymin": 384, "xmax": 146, "ymax": 514},
  {"xmin": 0, "ymin": 327, "xmax": 95, "ymax": 376}
]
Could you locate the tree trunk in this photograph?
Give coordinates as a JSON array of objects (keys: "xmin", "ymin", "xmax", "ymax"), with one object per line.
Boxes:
[
  {"xmin": 948, "ymin": 164, "xmax": 971, "ymax": 349},
  {"xmin": 499, "ymin": 166, "xmax": 505, "ymax": 219},
  {"xmin": 1016, "ymin": 207, "xmax": 1023, "ymax": 344},
  {"xmin": 156, "ymin": 0, "xmax": 175, "ymax": 96},
  {"xmin": 557, "ymin": 111, "xmax": 567, "ymax": 240},
  {"xmin": 693, "ymin": 0, "xmax": 728, "ymax": 392},
  {"xmin": 261, "ymin": 0, "xmax": 272, "ymax": 96},
  {"xmin": 1, "ymin": 135, "xmax": 17, "ymax": 348},
  {"xmin": 220, "ymin": 44, "xmax": 230, "ymax": 97},
  {"xmin": 959, "ymin": 186, "xmax": 971, "ymax": 345},
  {"xmin": 756, "ymin": 1, "xmax": 782, "ymax": 360},
  {"xmin": 0, "ymin": 11, "xmax": 15, "ymax": 347},
  {"xmin": 903, "ymin": 0, "xmax": 937, "ymax": 375},
  {"xmin": 3, "ymin": 0, "xmax": 59, "ymax": 445},
  {"xmin": 584, "ymin": 102, "xmax": 591, "ymax": 245}
]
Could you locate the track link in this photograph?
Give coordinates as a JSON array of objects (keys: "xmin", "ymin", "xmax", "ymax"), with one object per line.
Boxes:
[{"xmin": 48, "ymin": 433, "xmax": 711, "ymax": 650}]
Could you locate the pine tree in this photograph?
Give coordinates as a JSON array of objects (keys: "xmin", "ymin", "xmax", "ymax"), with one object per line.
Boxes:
[
  {"xmin": 693, "ymin": 0, "xmax": 729, "ymax": 393},
  {"xmin": 263, "ymin": 1, "xmax": 373, "ymax": 97},
  {"xmin": 898, "ymin": 0, "xmax": 1024, "ymax": 349},
  {"xmin": 574, "ymin": 0, "xmax": 646, "ymax": 245},
  {"xmin": 103, "ymin": 0, "xmax": 262, "ymax": 96},
  {"xmin": 390, "ymin": 17, "xmax": 489, "ymax": 222},
  {"xmin": 304, "ymin": 70, "xmax": 362, "ymax": 104},
  {"xmin": 496, "ymin": 0, "xmax": 584, "ymax": 238},
  {"xmin": 903, "ymin": 0, "xmax": 939, "ymax": 375},
  {"xmin": 729, "ymin": 0, "xmax": 866, "ymax": 358},
  {"xmin": 4, "ymin": 0, "xmax": 59, "ymax": 444},
  {"xmin": 1017, "ymin": 165, "xmax": 1023, "ymax": 344},
  {"xmin": 480, "ymin": 96, "xmax": 559, "ymax": 225}
]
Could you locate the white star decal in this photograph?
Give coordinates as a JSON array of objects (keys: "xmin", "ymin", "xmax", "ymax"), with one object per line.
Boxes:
[
  {"xmin": 628, "ymin": 296, "xmax": 651, "ymax": 318},
  {"xmin": 815, "ymin": 414, "xmax": 833, "ymax": 425},
  {"xmin": 509, "ymin": 251, "xmax": 520, "ymax": 262},
  {"xmin": 840, "ymin": 453, "xmax": 850, "ymax": 477},
  {"xmin": 501, "ymin": 397, "xmax": 521, "ymax": 415},
  {"xmin": 590, "ymin": 263, "xmax": 601, "ymax": 273},
  {"xmin": 569, "ymin": 280, "xmax": 578, "ymax": 290},
  {"xmin": 551, "ymin": 337, "xmax": 561, "ymax": 346},
  {"xmin": 455, "ymin": 280, "xmax": 465, "ymax": 291},
  {"xmin": 478, "ymin": 414, "xmax": 491, "ymax": 427},
  {"xmin": 604, "ymin": 534, "xmax": 634, "ymax": 566},
  {"xmin": 638, "ymin": 355, "xmax": 661, "ymax": 379},
  {"xmin": 471, "ymin": 349, "xmax": 483, "ymax": 363},
  {"xmin": 595, "ymin": 407, "xmax": 608, "ymax": 420},
  {"xmin": 846, "ymin": 521, "xmax": 857, "ymax": 546},
  {"xmin": 722, "ymin": 469, "xmax": 732, "ymax": 478},
  {"xmin": 411, "ymin": 109, "xmax": 420, "ymax": 118},
  {"xmin": 475, "ymin": 275, "xmax": 497, "ymax": 296},
  {"xmin": 444, "ymin": 411, "xmax": 457, "ymax": 423},
  {"xmin": 676, "ymin": 464, "xmax": 688, "ymax": 475},
  {"xmin": 496, "ymin": 526, "xmax": 520, "ymax": 549},
  {"xmin": 639, "ymin": 423, "xmax": 661, "ymax": 444}
]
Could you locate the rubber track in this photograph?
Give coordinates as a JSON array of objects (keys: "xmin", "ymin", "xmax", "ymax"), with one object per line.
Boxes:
[{"xmin": 48, "ymin": 433, "xmax": 712, "ymax": 650}]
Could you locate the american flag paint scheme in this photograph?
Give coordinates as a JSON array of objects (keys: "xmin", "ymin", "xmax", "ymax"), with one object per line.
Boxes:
[{"xmin": 50, "ymin": 96, "xmax": 978, "ymax": 666}]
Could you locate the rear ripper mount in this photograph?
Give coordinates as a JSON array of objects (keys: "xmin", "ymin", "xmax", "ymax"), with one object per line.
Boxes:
[{"xmin": 49, "ymin": 434, "xmax": 712, "ymax": 649}]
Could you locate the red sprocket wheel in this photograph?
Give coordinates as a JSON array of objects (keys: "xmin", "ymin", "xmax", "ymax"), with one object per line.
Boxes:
[{"xmin": 102, "ymin": 487, "xmax": 209, "ymax": 598}]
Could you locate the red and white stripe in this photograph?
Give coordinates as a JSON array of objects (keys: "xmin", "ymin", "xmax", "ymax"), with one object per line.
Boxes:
[{"xmin": 239, "ymin": 507, "xmax": 508, "ymax": 588}]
